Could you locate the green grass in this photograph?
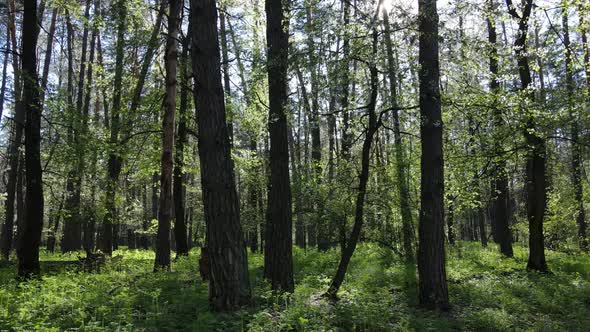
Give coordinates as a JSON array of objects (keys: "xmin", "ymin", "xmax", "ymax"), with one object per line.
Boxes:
[{"xmin": 1, "ymin": 242, "xmax": 589, "ymax": 331}]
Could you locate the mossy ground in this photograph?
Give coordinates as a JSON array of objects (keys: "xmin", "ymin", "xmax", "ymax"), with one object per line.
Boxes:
[{"xmin": 1, "ymin": 242, "xmax": 589, "ymax": 331}]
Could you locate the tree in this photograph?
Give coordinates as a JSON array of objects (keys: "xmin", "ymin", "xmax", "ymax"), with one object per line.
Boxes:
[
  {"xmin": 154, "ymin": 0, "xmax": 181, "ymax": 271},
  {"xmin": 417, "ymin": 0, "xmax": 449, "ymax": 310},
  {"xmin": 563, "ymin": 3, "xmax": 587, "ymax": 251},
  {"xmin": 191, "ymin": 0, "xmax": 251, "ymax": 310},
  {"xmin": 102, "ymin": 0, "xmax": 127, "ymax": 256},
  {"xmin": 263, "ymin": 0, "xmax": 294, "ymax": 293},
  {"xmin": 383, "ymin": 8, "xmax": 414, "ymax": 261},
  {"xmin": 505, "ymin": 0, "xmax": 547, "ymax": 272},
  {"xmin": 325, "ymin": 25, "xmax": 380, "ymax": 299},
  {"xmin": 17, "ymin": 0, "xmax": 44, "ymax": 278},
  {"xmin": 173, "ymin": 17, "xmax": 191, "ymax": 258},
  {"xmin": 487, "ymin": 0, "xmax": 513, "ymax": 257}
]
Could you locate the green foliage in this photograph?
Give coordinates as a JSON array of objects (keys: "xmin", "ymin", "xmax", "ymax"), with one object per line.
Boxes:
[{"xmin": 1, "ymin": 243, "xmax": 590, "ymax": 331}]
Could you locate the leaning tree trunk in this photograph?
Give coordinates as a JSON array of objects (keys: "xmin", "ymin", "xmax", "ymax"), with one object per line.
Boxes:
[
  {"xmin": 154, "ymin": 0, "xmax": 181, "ymax": 271},
  {"xmin": 325, "ymin": 28, "xmax": 379, "ymax": 299},
  {"xmin": 417, "ymin": 0, "xmax": 449, "ymax": 310},
  {"xmin": 263, "ymin": 0, "xmax": 294, "ymax": 293},
  {"xmin": 191, "ymin": 0, "xmax": 251, "ymax": 310},
  {"xmin": 18, "ymin": 0, "xmax": 44, "ymax": 278}
]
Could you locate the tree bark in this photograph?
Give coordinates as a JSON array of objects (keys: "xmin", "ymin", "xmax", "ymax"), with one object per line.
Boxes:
[
  {"xmin": 417, "ymin": 0, "xmax": 449, "ymax": 310},
  {"xmin": 263, "ymin": 0, "xmax": 294, "ymax": 293},
  {"xmin": 488, "ymin": 0, "xmax": 513, "ymax": 257},
  {"xmin": 1, "ymin": 3, "xmax": 25, "ymax": 262},
  {"xmin": 383, "ymin": 9, "xmax": 414, "ymax": 261},
  {"xmin": 563, "ymin": 6, "xmax": 587, "ymax": 251},
  {"xmin": 63, "ymin": 0, "xmax": 92, "ymax": 253},
  {"xmin": 505, "ymin": 0, "xmax": 547, "ymax": 272},
  {"xmin": 18, "ymin": 0, "xmax": 44, "ymax": 278},
  {"xmin": 174, "ymin": 19, "xmax": 190, "ymax": 258},
  {"xmin": 155, "ymin": 0, "xmax": 181, "ymax": 271},
  {"xmin": 191, "ymin": 0, "xmax": 251, "ymax": 310},
  {"xmin": 102, "ymin": 0, "xmax": 127, "ymax": 256}
]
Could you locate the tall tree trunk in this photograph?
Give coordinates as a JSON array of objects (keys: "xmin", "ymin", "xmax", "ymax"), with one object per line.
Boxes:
[
  {"xmin": 174, "ymin": 20, "xmax": 190, "ymax": 258},
  {"xmin": 563, "ymin": 6, "xmax": 587, "ymax": 250},
  {"xmin": 505, "ymin": 0, "xmax": 547, "ymax": 272},
  {"xmin": 447, "ymin": 197, "xmax": 455, "ymax": 245},
  {"xmin": 264, "ymin": 0, "xmax": 294, "ymax": 293},
  {"xmin": 47, "ymin": 197, "xmax": 64, "ymax": 252},
  {"xmin": 155, "ymin": 0, "xmax": 181, "ymax": 271},
  {"xmin": 83, "ymin": 25, "xmax": 98, "ymax": 256},
  {"xmin": 63, "ymin": 0, "xmax": 92, "ymax": 253},
  {"xmin": 191, "ymin": 0, "xmax": 251, "ymax": 310},
  {"xmin": 102, "ymin": 0, "xmax": 165, "ymax": 255},
  {"xmin": 417, "ymin": 0, "xmax": 449, "ymax": 310},
  {"xmin": 1, "ymin": 3, "xmax": 25, "ymax": 262},
  {"xmin": 325, "ymin": 28, "xmax": 379, "ymax": 299},
  {"xmin": 488, "ymin": 0, "xmax": 513, "ymax": 257},
  {"xmin": 18, "ymin": 0, "xmax": 44, "ymax": 278},
  {"xmin": 102, "ymin": 0, "xmax": 127, "ymax": 256},
  {"xmin": 383, "ymin": 9, "xmax": 414, "ymax": 261}
]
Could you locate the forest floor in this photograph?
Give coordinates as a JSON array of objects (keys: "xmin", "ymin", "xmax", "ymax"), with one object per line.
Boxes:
[{"xmin": 1, "ymin": 242, "xmax": 589, "ymax": 331}]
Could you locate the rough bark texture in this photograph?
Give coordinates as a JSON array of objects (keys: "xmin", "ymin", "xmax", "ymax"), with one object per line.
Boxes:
[
  {"xmin": 191, "ymin": 0, "xmax": 251, "ymax": 310},
  {"xmin": 417, "ymin": 0, "xmax": 449, "ymax": 310},
  {"xmin": 263, "ymin": 0, "xmax": 294, "ymax": 293},
  {"xmin": 154, "ymin": 0, "xmax": 181, "ymax": 271},
  {"xmin": 18, "ymin": 0, "xmax": 44, "ymax": 278},
  {"xmin": 174, "ymin": 21, "xmax": 190, "ymax": 258}
]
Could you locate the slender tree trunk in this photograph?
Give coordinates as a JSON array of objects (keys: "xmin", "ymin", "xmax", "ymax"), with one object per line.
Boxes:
[
  {"xmin": 383, "ymin": 9, "xmax": 414, "ymax": 261},
  {"xmin": 563, "ymin": 7, "xmax": 587, "ymax": 250},
  {"xmin": 1, "ymin": 4, "xmax": 24, "ymax": 262},
  {"xmin": 18, "ymin": 0, "xmax": 44, "ymax": 278},
  {"xmin": 488, "ymin": 0, "xmax": 513, "ymax": 257},
  {"xmin": 83, "ymin": 26, "xmax": 98, "ymax": 255},
  {"xmin": 264, "ymin": 0, "xmax": 294, "ymax": 293},
  {"xmin": 417, "ymin": 0, "xmax": 449, "ymax": 310},
  {"xmin": 47, "ymin": 197, "xmax": 64, "ymax": 252},
  {"xmin": 102, "ymin": 0, "xmax": 127, "ymax": 256},
  {"xmin": 174, "ymin": 20, "xmax": 190, "ymax": 258},
  {"xmin": 155, "ymin": 0, "xmax": 181, "ymax": 271},
  {"xmin": 325, "ymin": 28, "xmax": 379, "ymax": 299},
  {"xmin": 191, "ymin": 0, "xmax": 251, "ymax": 310},
  {"xmin": 63, "ymin": 0, "xmax": 92, "ymax": 253},
  {"xmin": 447, "ymin": 197, "xmax": 455, "ymax": 245},
  {"xmin": 102, "ymin": 0, "xmax": 164, "ymax": 255}
]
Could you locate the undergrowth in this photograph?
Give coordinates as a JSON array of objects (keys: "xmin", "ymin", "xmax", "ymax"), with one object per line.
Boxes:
[{"xmin": 1, "ymin": 242, "xmax": 589, "ymax": 331}]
